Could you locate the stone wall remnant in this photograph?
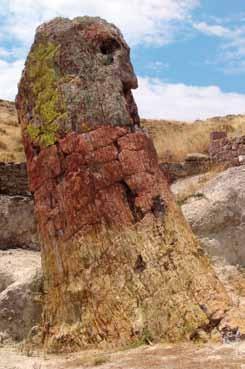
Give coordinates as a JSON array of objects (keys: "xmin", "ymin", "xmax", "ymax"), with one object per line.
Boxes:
[
  {"xmin": 209, "ymin": 132, "xmax": 245, "ymax": 166},
  {"xmin": 0, "ymin": 162, "xmax": 29, "ymax": 196}
]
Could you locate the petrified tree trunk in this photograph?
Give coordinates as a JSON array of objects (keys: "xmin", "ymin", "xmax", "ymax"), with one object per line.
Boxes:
[{"xmin": 16, "ymin": 17, "xmax": 231, "ymax": 352}]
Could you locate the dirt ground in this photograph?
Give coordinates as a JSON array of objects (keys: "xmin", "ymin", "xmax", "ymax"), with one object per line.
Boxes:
[{"xmin": 0, "ymin": 341, "xmax": 245, "ymax": 369}]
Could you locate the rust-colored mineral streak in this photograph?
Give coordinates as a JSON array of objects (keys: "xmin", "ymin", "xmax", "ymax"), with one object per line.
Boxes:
[{"xmin": 16, "ymin": 17, "xmax": 231, "ymax": 351}]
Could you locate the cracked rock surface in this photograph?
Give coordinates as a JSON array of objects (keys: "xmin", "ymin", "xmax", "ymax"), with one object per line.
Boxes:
[
  {"xmin": 182, "ymin": 166, "xmax": 245, "ymax": 266},
  {"xmin": 16, "ymin": 16, "xmax": 235, "ymax": 351},
  {"xmin": 0, "ymin": 249, "xmax": 42, "ymax": 342}
]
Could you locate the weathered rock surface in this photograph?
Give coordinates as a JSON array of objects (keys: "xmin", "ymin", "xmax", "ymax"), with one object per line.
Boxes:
[
  {"xmin": 160, "ymin": 153, "xmax": 211, "ymax": 183},
  {"xmin": 209, "ymin": 131, "xmax": 245, "ymax": 167},
  {"xmin": 0, "ymin": 249, "xmax": 42, "ymax": 342},
  {"xmin": 172, "ymin": 168, "xmax": 245, "ymax": 339},
  {"xmin": 16, "ymin": 16, "xmax": 234, "ymax": 351},
  {"xmin": 0, "ymin": 162, "xmax": 39, "ymax": 250},
  {"xmin": 182, "ymin": 166, "xmax": 245, "ymax": 266},
  {"xmin": 0, "ymin": 194, "xmax": 39, "ymax": 250},
  {"xmin": 16, "ymin": 16, "xmax": 139, "ymax": 140},
  {"xmin": 0, "ymin": 162, "xmax": 29, "ymax": 196}
]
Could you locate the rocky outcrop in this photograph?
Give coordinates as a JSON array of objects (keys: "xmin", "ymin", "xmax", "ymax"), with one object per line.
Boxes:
[
  {"xmin": 0, "ymin": 194, "xmax": 39, "ymax": 250},
  {"xmin": 182, "ymin": 166, "xmax": 245, "ymax": 266},
  {"xmin": 177, "ymin": 167, "xmax": 245, "ymax": 338},
  {"xmin": 160, "ymin": 153, "xmax": 210, "ymax": 183},
  {"xmin": 0, "ymin": 249, "xmax": 42, "ymax": 342},
  {"xmin": 0, "ymin": 162, "xmax": 29, "ymax": 196},
  {"xmin": 16, "ymin": 16, "xmax": 233, "ymax": 351},
  {"xmin": 0, "ymin": 162, "xmax": 39, "ymax": 250}
]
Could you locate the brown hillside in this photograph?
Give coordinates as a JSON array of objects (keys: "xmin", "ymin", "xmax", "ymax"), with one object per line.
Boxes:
[
  {"xmin": 142, "ymin": 115, "xmax": 245, "ymax": 162},
  {"xmin": 0, "ymin": 100, "xmax": 25, "ymax": 162}
]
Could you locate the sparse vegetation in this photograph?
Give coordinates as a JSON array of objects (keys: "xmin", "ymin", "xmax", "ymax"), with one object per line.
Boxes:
[
  {"xmin": 0, "ymin": 100, "xmax": 25, "ymax": 162},
  {"xmin": 0, "ymin": 141, "xmax": 7, "ymax": 150},
  {"xmin": 142, "ymin": 115, "xmax": 245, "ymax": 162}
]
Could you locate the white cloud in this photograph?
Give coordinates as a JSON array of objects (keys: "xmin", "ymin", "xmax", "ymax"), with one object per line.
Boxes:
[
  {"xmin": 0, "ymin": 0, "xmax": 199, "ymax": 47},
  {"xmin": 193, "ymin": 20, "xmax": 245, "ymax": 72},
  {"xmin": 0, "ymin": 59, "xmax": 24, "ymax": 100},
  {"xmin": 193, "ymin": 22, "xmax": 229, "ymax": 37},
  {"xmin": 134, "ymin": 77, "xmax": 245, "ymax": 121},
  {"xmin": 0, "ymin": 48, "xmax": 12, "ymax": 58},
  {"xmin": 147, "ymin": 61, "xmax": 169, "ymax": 72}
]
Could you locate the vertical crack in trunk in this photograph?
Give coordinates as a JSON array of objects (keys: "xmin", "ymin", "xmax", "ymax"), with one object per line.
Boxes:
[{"xmin": 121, "ymin": 181, "xmax": 144, "ymax": 223}]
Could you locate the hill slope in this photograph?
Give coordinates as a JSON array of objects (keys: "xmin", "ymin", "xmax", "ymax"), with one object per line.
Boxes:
[
  {"xmin": 0, "ymin": 100, "xmax": 25, "ymax": 162},
  {"xmin": 142, "ymin": 115, "xmax": 245, "ymax": 162}
]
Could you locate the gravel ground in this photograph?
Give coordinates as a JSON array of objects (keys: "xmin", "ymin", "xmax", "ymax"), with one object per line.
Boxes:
[{"xmin": 0, "ymin": 342, "xmax": 245, "ymax": 369}]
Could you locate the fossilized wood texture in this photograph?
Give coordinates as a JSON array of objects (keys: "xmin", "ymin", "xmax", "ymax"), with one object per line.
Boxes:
[
  {"xmin": 22, "ymin": 127, "xmax": 230, "ymax": 351},
  {"xmin": 16, "ymin": 16, "xmax": 139, "ymax": 148},
  {"xmin": 16, "ymin": 17, "xmax": 231, "ymax": 351}
]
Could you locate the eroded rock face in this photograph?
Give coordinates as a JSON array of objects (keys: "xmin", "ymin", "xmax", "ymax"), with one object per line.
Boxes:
[
  {"xmin": 0, "ymin": 162, "xmax": 39, "ymax": 250},
  {"xmin": 0, "ymin": 163, "xmax": 29, "ymax": 196},
  {"xmin": 0, "ymin": 195, "xmax": 39, "ymax": 251},
  {"xmin": 0, "ymin": 249, "xmax": 42, "ymax": 342},
  {"xmin": 17, "ymin": 17, "xmax": 232, "ymax": 351},
  {"xmin": 182, "ymin": 166, "xmax": 245, "ymax": 266}
]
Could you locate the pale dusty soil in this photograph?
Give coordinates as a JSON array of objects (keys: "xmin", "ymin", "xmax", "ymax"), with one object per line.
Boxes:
[{"xmin": 1, "ymin": 342, "xmax": 245, "ymax": 369}]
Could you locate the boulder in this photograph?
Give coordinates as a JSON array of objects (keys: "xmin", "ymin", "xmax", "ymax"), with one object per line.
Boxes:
[
  {"xmin": 0, "ymin": 249, "xmax": 42, "ymax": 342},
  {"xmin": 182, "ymin": 166, "xmax": 245, "ymax": 266},
  {"xmin": 16, "ymin": 16, "xmax": 233, "ymax": 351},
  {"xmin": 0, "ymin": 162, "xmax": 39, "ymax": 250},
  {"xmin": 0, "ymin": 194, "xmax": 39, "ymax": 251}
]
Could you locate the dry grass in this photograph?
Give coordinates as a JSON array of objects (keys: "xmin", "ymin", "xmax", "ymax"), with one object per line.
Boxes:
[
  {"xmin": 0, "ymin": 100, "xmax": 25, "ymax": 162},
  {"xmin": 0, "ymin": 141, "xmax": 7, "ymax": 150},
  {"xmin": 142, "ymin": 115, "xmax": 245, "ymax": 162}
]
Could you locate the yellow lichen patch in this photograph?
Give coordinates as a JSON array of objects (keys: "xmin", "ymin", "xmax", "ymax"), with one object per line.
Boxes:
[
  {"xmin": 26, "ymin": 42, "xmax": 66, "ymax": 146},
  {"xmin": 26, "ymin": 121, "xmax": 59, "ymax": 147}
]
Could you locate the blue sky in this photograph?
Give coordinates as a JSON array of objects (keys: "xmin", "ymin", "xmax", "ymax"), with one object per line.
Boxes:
[
  {"xmin": 1, "ymin": 0, "xmax": 245, "ymax": 121},
  {"xmin": 132, "ymin": 0, "xmax": 245, "ymax": 93}
]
